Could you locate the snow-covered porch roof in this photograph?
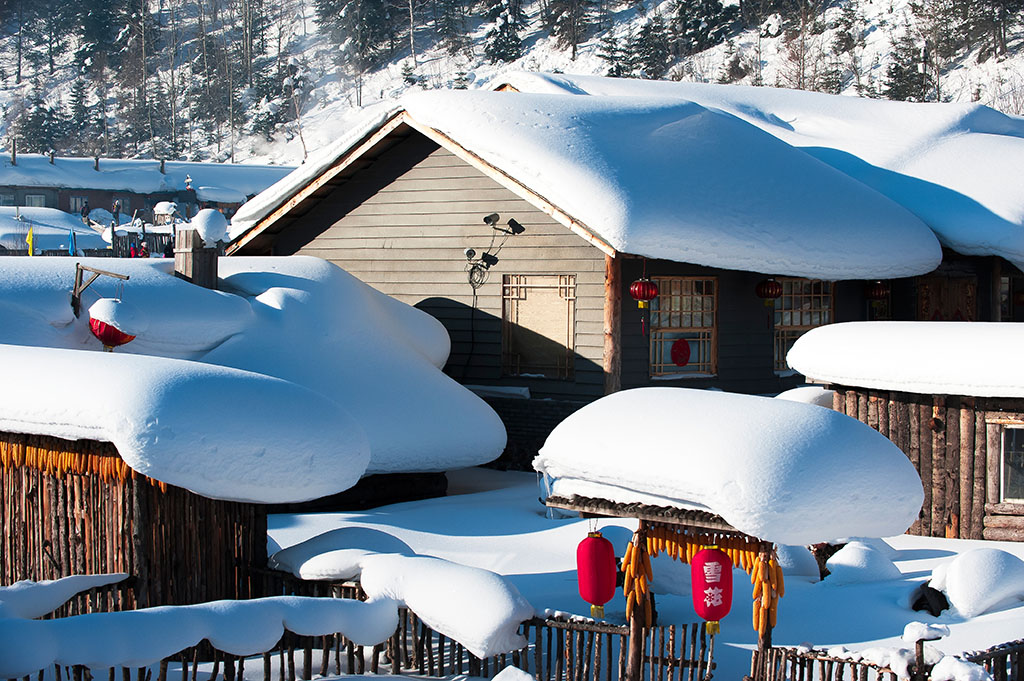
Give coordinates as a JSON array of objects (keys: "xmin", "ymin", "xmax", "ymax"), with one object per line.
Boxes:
[{"xmin": 228, "ymin": 90, "xmax": 942, "ymax": 280}]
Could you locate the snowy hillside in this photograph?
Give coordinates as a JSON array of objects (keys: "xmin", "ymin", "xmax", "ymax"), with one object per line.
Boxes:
[{"xmin": 0, "ymin": 0, "xmax": 1022, "ymax": 168}]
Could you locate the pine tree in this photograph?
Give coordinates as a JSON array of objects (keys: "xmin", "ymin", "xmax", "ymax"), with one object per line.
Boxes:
[
  {"xmin": 629, "ymin": 14, "xmax": 671, "ymax": 79},
  {"xmin": 671, "ymin": 0, "xmax": 738, "ymax": 56},
  {"xmin": 434, "ymin": 0, "xmax": 469, "ymax": 55},
  {"xmin": 884, "ymin": 27, "xmax": 930, "ymax": 101},
  {"xmin": 543, "ymin": 0, "xmax": 596, "ymax": 59},
  {"xmin": 597, "ymin": 32, "xmax": 631, "ymax": 76},
  {"xmin": 485, "ymin": 5, "xmax": 524, "ymax": 62}
]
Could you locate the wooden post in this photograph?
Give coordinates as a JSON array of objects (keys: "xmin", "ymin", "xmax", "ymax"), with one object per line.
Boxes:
[
  {"xmin": 625, "ymin": 525, "xmax": 646, "ymax": 681},
  {"xmin": 603, "ymin": 254, "xmax": 622, "ymax": 395},
  {"xmin": 174, "ymin": 229, "xmax": 218, "ymax": 290}
]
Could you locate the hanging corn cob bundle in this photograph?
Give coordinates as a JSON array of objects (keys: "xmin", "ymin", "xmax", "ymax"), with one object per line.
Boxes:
[
  {"xmin": 622, "ymin": 530, "xmax": 655, "ymax": 628},
  {"xmin": 640, "ymin": 521, "xmax": 783, "ymax": 634},
  {"xmin": 0, "ymin": 434, "xmax": 165, "ymax": 490}
]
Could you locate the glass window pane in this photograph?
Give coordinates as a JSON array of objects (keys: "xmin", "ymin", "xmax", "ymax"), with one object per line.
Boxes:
[{"xmin": 1003, "ymin": 428, "xmax": 1024, "ymax": 502}]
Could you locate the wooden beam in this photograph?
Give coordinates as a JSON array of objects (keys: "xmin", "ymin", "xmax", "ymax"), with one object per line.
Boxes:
[
  {"xmin": 403, "ymin": 116, "xmax": 619, "ymax": 257},
  {"xmin": 545, "ymin": 495, "xmax": 741, "ymax": 534},
  {"xmin": 604, "ymin": 254, "xmax": 622, "ymax": 395}
]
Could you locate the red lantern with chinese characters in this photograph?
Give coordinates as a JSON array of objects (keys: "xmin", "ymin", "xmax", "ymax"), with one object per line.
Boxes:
[
  {"xmin": 691, "ymin": 546, "xmax": 733, "ymax": 634},
  {"xmin": 630, "ymin": 278, "xmax": 659, "ymax": 309},
  {"xmin": 577, "ymin": 531, "xmax": 617, "ymax": 619},
  {"xmin": 755, "ymin": 278, "xmax": 783, "ymax": 307},
  {"xmin": 89, "ymin": 318, "xmax": 135, "ymax": 351},
  {"xmin": 865, "ymin": 280, "xmax": 889, "ymax": 301}
]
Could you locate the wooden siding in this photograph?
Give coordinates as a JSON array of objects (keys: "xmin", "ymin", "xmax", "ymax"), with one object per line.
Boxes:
[
  {"xmin": 279, "ymin": 134, "xmax": 608, "ymax": 400},
  {"xmin": 831, "ymin": 387, "xmax": 1024, "ymax": 541}
]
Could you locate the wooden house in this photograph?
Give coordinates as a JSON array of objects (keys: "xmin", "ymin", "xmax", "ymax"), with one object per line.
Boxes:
[
  {"xmin": 226, "ymin": 87, "xmax": 1023, "ymax": 465},
  {"xmin": 788, "ymin": 322, "xmax": 1024, "ymax": 541}
]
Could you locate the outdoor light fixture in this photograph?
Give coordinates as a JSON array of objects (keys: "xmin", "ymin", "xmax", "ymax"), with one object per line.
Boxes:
[
  {"xmin": 506, "ymin": 218, "xmax": 525, "ymax": 235},
  {"xmin": 483, "ymin": 213, "xmax": 500, "ymax": 226},
  {"xmin": 480, "ymin": 253, "xmax": 499, "ymax": 268}
]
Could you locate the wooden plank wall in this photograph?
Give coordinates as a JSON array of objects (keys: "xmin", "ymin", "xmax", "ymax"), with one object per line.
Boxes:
[
  {"xmin": 283, "ymin": 134, "xmax": 608, "ymax": 401},
  {"xmin": 831, "ymin": 387, "xmax": 1024, "ymax": 541},
  {"xmin": 0, "ymin": 431, "xmax": 267, "ymax": 606}
]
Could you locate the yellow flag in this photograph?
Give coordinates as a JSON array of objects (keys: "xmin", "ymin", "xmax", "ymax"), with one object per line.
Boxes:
[{"xmin": 26, "ymin": 226, "xmax": 34, "ymax": 256}]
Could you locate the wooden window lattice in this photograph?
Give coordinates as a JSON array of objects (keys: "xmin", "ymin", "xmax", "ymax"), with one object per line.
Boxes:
[
  {"xmin": 649, "ymin": 277, "xmax": 717, "ymax": 377},
  {"xmin": 502, "ymin": 274, "xmax": 576, "ymax": 379},
  {"xmin": 773, "ymin": 278, "xmax": 833, "ymax": 372}
]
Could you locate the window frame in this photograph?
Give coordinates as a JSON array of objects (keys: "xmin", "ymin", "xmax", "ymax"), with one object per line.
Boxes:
[
  {"xmin": 24, "ymin": 194, "xmax": 47, "ymax": 208},
  {"xmin": 773, "ymin": 277, "xmax": 835, "ymax": 373},
  {"xmin": 648, "ymin": 276, "xmax": 718, "ymax": 378},
  {"xmin": 501, "ymin": 273, "xmax": 577, "ymax": 380},
  {"xmin": 1000, "ymin": 424, "xmax": 1024, "ymax": 504}
]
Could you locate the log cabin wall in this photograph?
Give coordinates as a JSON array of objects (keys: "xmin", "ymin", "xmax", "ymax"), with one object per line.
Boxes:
[
  {"xmin": 0, "ymin": 431, "xmax": 267, "ymax": 610},
  {"xmin": 830, "ymin": 387, "xmax": 1024, "ymax": 541}
]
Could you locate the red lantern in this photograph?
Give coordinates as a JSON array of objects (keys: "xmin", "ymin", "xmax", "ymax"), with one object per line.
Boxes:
[
  {"xmin": 691, "ymin": 547, "xmax": 733, "ymax": 635},
  {"xmin": 865, "ymin": 280, "xmax": 889, "ymax": 301},
  {"xmin": 577, "ymin": 531, "xmax": 617, "ymax": 619},
  {"xmin": 755, "ymin": 278, "xmax": 783, "ymax": 307},
  {"xmin": 89, "ymin": 318, "xmax": 135, "ymax": 351},
  {"xmin": 630, "ymin": 278, "xmax": 659, "ymax": 309}
]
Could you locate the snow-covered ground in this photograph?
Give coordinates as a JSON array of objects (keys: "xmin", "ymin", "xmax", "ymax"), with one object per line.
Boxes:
[{"xmin": 269, "ymin": 467, "xmax": 1024, "ymax": 681}]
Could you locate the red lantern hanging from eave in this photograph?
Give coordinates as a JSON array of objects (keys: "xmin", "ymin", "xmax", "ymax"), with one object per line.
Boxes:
[
  {"xmin": 691, "ymin": 546, "xmax": 733, "ymax": 635},
  {"xmin": 630, "ymin": 278, "xmax": 659, "ymax": 309},
  {"xmin": 755, "ymin": 278, "xmax": 783, "ymax": 307},
  {"xmin": 865, "ymin": 280, "xmax": 890, "ymax": 301},
  {"xmin": 89, "ymin": 318, "xmax": 136, "ymax": 351},
  {"xmin": 577, "ymin": 531, "xmax": 617, "ymax": 619}
]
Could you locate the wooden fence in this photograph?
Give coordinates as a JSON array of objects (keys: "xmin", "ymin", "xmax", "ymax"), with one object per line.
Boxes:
[{"xmin": 966, "ymin": 638, "xmax": 1024, "ymax": 681}]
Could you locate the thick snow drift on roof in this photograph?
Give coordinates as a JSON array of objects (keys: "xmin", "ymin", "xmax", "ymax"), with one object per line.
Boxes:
[
  {"xmin": 189, "ymin": 208, "xmax": 229, "ymax": 245},
  {"xmin": 496, "ymin": 73, "xmax": 1024, "ymax": 270},
  {"xmin": 787, "ymin": 322, "xmax": 1024, "ymax": 398},
  {"xmin": 195, "ymin": 185, "xmax": 246, "ymax": 203},
  {"xmin": 360, "ymin": 553, "xmax": 535, "ymax": 658},
  {"xmin": 0, "ymin": 256, "xmax": 505, "ymax": 500},
  {"xmin": 0, "ymin": 155, "xmax": 292, "ymax": 197},
  {"xmin": 0, "ymin": 207, "xmax": 107, "ymax": 252},
  {"xmin": 400, "ymin": 90, "xmax": 939, "ymax": 279},
  {"xmin": 0, "ymin": 343, "xmax": 370, "ymax": 503},
  {"xmin": 534, "ymin": 387, "xmax": 923, "ymax": 545}
]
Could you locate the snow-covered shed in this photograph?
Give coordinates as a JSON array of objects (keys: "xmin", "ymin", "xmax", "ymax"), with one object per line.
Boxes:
[
  {"xmin": 226, "ymin": 87, "xmax": 949, "ymax": 465},
  {"xmin": 0, "ymin": 155, "xmax": 292, "ymax": 222},
  {"xmin": 788, "ymin": 322, "xmax": 1024, "ymax": 542},
  {"xmin": 0, "ymin": 256, "xmax": 505, "ymax": 607}
]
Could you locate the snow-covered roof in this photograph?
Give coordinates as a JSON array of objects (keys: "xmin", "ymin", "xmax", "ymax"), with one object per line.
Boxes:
[
  {"xmin": 230, "ymin": 92, "xmax": 941, "ymax": 280},
  {"xmin": 533, "ymin": 387, "xmax": 924, "ymax": 545},
  {"xmin": 0, "ymin": 207, "xmax": 107, "ymax": 252},
  {"xmin": 0, "ymin": 256, "xmax": 505, "ymax": 503},
  {"xmin": 787, "ymin": 321, "xmax": 1024, "ymax": 398},
  {"xmin": 495, "ymin": 72, "xmax": 1024, "ymax": 270},
  {"xmin": 0, "ymin": 155, "xmax": 293, "ymax": 200}
]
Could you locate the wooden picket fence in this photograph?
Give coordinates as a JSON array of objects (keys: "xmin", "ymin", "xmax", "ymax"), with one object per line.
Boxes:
[{"xmin": 965, "ymin": 638, "xmax": 1024, "ymax": 681}]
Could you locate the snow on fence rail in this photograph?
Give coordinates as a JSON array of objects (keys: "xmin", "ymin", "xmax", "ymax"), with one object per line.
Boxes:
[{"xmin": 965, "ymin": 638, "xmax": 1024, "ymax": 681}]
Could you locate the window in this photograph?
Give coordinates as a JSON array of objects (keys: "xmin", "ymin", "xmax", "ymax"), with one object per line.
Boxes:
[
  {"xmin": 24, "ymin": 194, "xmax": 46, "ymax": 207},
  {"xmin": 502, "ymin": 274, "xmax": 576, "ymax": 379},
  {"xmin": 0, "ymin": 194, "xmax": 14, "ymax": 206},
  {"xmin": 774, "ymin": 278, "xmax": 833, "ymax": 372},
  {"xmin": 649, "ymin": 277, "xmax": 717, "ymax": 377},
  {"xmin": 1002, "ymin": 426, "xmax": 1024, "ymax": 504},
  {"xmin": 69, "ymin": 196, "xmax": 88, "ymax": 214}
]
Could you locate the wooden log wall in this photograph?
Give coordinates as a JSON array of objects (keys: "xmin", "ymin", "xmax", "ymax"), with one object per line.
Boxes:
[
  {"xmin": 831, "ymin": 387, "xmax": 1024, "ymax": 541},
  {"xmin": 0, "ymin": 431, "xmax": 267, "ymax": 609}
]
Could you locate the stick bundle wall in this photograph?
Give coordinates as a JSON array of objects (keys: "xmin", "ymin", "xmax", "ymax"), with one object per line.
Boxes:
[
  {"xmin": 830, "ymin": 387, "xmax": 1024, "ymax": 541},
  {"xmin": 0, "ymin": 431, "xmax": 267, "ymax": 609}
]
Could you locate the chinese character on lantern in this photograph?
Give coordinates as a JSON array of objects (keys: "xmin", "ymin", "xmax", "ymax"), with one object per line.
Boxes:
[
  {"xmin": 703, "ymin": 561, "xmax": 723, "ymax": 583},
  {"xmin": 704, "ymin": 586, "xmax": 724, "ymax": 608}
]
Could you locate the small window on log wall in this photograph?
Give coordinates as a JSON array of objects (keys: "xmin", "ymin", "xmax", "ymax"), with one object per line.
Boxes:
[
  {"xmin": 502, "ymin": 274, "xmax": 576, "ymax": 379},
  {"xmin": 1002, "ymin": 426, "xmax": 1024, "ymax": 504},
  {"xmin": 773, "ymin": 278, "xmax": 833, "ymax": 372},
  {"xmin": 649, "ymin": 277, "xmax": 717, "ymax": 377}
]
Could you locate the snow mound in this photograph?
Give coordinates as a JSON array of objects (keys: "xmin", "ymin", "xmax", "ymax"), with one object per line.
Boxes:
[
  {"xmin": 903, "ymin": 622, "xmax": 950, "ymax": 643},
  {"xmin": 360, "ymin": 554, "xmax": 535, "ymax": 658},
  {"xmin": 534, "ymin": 387, "xmax": 924, "ymax": 545},
  {"xmin": 400, "ymin": 90, "xmax": 940, "ymax": 279},
  {"xmin": 493, "ymin": 666, "xmax": 535, "ymax": 681},
  {"xmin": 269, "ymin": 528, "xmax": 415, "ymax": 580},
  {"xmin": 775, "ymin": 544, "xmax": 820, "ymax": 581},
  {"xmin": 189, "ymin": 208, "xmax": 229, "ymax": 246},
  {"xmin": 775, "ymin": 385, "xmax": 835, "ymax": 408},
  {"xmin": 0, "ymin": 207, "xmax": 107, "ymax": 252},
  {"xmin": 0, "ymin": 574, "xmax": 128, "ymax": 619},
  {"xmin": 930, "ymin": 656, "xmax": 994, "ymax": 681},
  {"xmin": 0, "ymin": 256, "xmax": 506, "ymax": 497},
  {"xmin": 153, "ymin": 202, "xmax": 177, "ymax": 216},
  {"xmin": 825, "ymin": 541, "xmax": 902, "ymax": 584},
  {"xmin": 788, "ymin": 322, "xmax": 1024, "ymax": 398},
  {"xmin": 0, "ymin": 596, "xmax": 398, "ymax": 678},
  {"xmin": 933, "ymin": 549, "xmax": 1024, "ymax": 618}
]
